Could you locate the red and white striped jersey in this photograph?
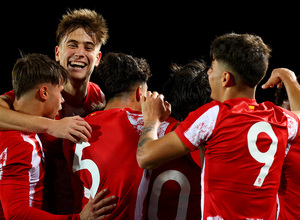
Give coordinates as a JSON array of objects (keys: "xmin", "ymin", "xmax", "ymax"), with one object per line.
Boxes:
[
  {"xmin": 0, "ymin": 131, "xmax": 78, "ymax": 220},
  {"xmin": 175, "ymin": 98, "xmax": 300, "ymax": 220}
]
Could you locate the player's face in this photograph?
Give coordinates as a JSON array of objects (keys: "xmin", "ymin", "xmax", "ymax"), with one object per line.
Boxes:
[
  {"xmin": 55, "ymin": 28, "xmax": 101, "ymax": 83},
  {"xmin": 207, "ymin": 59, "xmax": 223, "ymax": 101},
  {"xmin": 44, "ymin": 84, "xmax": 65, "ymax": 119}
]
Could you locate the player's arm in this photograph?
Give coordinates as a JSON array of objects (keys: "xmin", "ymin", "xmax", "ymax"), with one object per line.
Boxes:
[
  {"xmin": 1, "ymin": 184, "xmax": 116, "ymax": 220},
  {"xmin": 0, "ymin": 95, "xmax": 91, "ymax": 142},
  {"xmin": 136, "ymin": 91, "xmax": 191, "ymax": 170},
  {"xmin": 262, "ymin": 68, "xmax": 300, "ymax": 111},
  {"xmin": 262, "ymin": 68, "xmax": 300, "ymax": 137}
]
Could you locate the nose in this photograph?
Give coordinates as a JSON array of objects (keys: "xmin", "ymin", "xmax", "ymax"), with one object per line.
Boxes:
[
  {"xmin": 61, "ymin": 96, "xmax": 65, "ymax": 104},
  {"xmin": 74, "ymin": 45, "xmax": 85, "ymax": 58}
]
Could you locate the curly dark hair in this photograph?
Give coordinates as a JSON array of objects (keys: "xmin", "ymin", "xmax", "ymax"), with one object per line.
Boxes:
[
  {"xmin": 210, "ymin": 33, "xmax": 271, "ymax": 88},
  {"xmin": 95, "ymin": 52, "xmax": 151, "ymax": 101},
  {"xmin": 163, "ymin": 60, "xmax": 212, "ymax": 121}
]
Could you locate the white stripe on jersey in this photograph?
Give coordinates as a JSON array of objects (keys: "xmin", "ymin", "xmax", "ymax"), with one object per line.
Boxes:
[
  {"xmin": 21, "ymin": 134, "xmax": 43, "ymax": 207},
  {"xmin": 184, "ymin": 105, "xmax": 219, "ymax": 148},
  {"xmin": 201, "ymin": 157, "xmax": 205, "ymax": 220},
  {"xmin": 283, "ymin": 112, "xmax": 299, "ymax": 142},
  {"xmin": 135, "ymin": 170, "xmax": 151, "ymax": 220},
  {"xmin": 0, "ymin": 148, "xmax": 7, "ymax": 180},
  {"xmin": 126, "ymin": 111, "xmax": 171, "ymax": 138}
]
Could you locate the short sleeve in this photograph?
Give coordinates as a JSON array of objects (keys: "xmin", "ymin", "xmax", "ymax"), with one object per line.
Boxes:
[
  {"xmin": 283, "ymin": 111, "xmax": 300, "ymax": 142},
  {"xmin": 175, "ymin": 104, "xmax": 220, "ymax": 151}
]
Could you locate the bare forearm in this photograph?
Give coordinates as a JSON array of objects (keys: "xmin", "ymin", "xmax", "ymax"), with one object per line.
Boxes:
[
  {"xmin": 137, "ymin": 121, "xmax": 160, "ymax": 169},
  {"xmin": 137, "ymin": 121, "xmax": 190, "ymax": 170},
  {"xmin": 0, "ymin": 105, "xmax": 50, "ymax": 133}
]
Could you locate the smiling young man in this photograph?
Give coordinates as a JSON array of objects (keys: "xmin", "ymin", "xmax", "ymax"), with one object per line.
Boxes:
[
  {"xmin": 54, "ymin": 9, "xmax": 107, "ymax": 109},
  {"xmin": 0, "ymin": 9, "xmax": 110, "ymax": 214},
  {"xmin": 136, "ymin": 33, "xmax": 300, "ymax": 219}
]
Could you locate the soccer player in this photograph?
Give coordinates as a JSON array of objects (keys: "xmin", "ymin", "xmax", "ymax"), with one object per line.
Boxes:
[
  {"xmin": 0, "ymin": 9, "xmax": 109, "ymax": 214},
  {"xmin": 264, "ymin": 69, "xmax": 300, "ymax": 219},
  {"xmin": 0, "ymin": 53, "xmax": 116, "ymax": 220},
  {"xmin": 146, "ymin": 60, "xmax": 211, "ymax": 219},
  {"xmin": 136, "ymin": 33, "xmax": 300, "ymax": 219},
  {"xmin": 63, "ymin": 52, "xmax": 178, "ymax": 219}
]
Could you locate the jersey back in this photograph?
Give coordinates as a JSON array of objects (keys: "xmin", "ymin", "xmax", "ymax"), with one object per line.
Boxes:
[
  {"xmin": 64, "ymin": 108, "xmax": 177, "ymax": 219},
  {"xmin": 175, "ymin": 98, "xmax": 300, "ymax": 220}
]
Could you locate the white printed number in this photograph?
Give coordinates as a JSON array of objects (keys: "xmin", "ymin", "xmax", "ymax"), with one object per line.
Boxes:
[
  {"xmin": 73, "ymin": 141, "xmax": 100, "ymax": 199},
  {"xmin": 148, "ymin": 170, "xmax": 190, "ymax": 220},
  {"xmin": 247, "ymin": 122, "xmax": 278, "ymax": 187}
]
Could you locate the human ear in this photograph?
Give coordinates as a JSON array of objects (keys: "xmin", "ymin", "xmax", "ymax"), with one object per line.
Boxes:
[
  {"xmin": 38, "ymin": 86, "xmax": 48, "ymax": 102},
  {"xmin": 95, "ymin": 51, "xmax": 102, "ymax": 67},
  {"xmin": 55, "ymin": 46, "xmax": 60, "ymax": 62},
  {"xmin": 223, "ymin": 72, "xmax": 236, "ymax": 87},
  {"xmin": 136, "ymin": 86, "xmax": 142, "ymax": 102}
]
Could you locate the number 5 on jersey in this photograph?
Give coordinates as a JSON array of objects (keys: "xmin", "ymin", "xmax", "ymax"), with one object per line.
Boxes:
[{"xmin": 73, "ymin": 141, "xmax": 100, "ymax": 199}]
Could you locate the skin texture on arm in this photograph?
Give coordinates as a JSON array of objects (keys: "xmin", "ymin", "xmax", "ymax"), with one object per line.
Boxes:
[
  {"xmin": 0, "ymin": 95, "xmax": 92, "ymax": 142},
  {"xmin": 136, "ymin": 91, "xmax": 191, "ymax": 170}
]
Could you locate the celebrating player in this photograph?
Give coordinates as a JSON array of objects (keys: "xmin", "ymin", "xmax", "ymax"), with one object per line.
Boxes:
[
  {"xmin": 264, "ymin": 68, "xmax": 300, "ymax": 219},
  {"xmin": 146, "ymin": 60, "xmax": 211, "ymax": 219},
  {"xmin": 0, "ymin": 53, "xmax": 116, "ymax": 220},
  {"xmin": 63, "ymin": 52, "xmax": 178, "ymax": 219},
  {"xmin": 136, "ymin": 33, "xmax": 300, "ymax": 219},
  {"xmin": 0, "ymin": 9, "xmax": 109, "ymax": 214}
]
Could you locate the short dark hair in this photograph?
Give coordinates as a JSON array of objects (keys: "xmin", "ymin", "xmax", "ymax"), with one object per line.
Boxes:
[
  {"xmin": 210, "ymin": 33, "xmax": 271, "ymax": 88},
  {"xmin": 95, "ymin": 52, "xmax": 151, "ymax": 101},
  {"xmin": 12, "ymin": 53, "xmax": 68, "ymax": 99},
  {"xmin": 163, "ymin": 60, "xmax": 212, "ymax": 121}
]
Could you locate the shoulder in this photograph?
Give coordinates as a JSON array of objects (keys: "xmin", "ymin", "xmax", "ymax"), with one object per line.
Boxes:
[
  {"xmin": 174, "ymin": 101, "xmax": 221, "ymax": 150},
  {"xmin": 87, "ymin": 82, "xmax": 106, "ymax": 105},
  {"xmin": 125, "ymin": 108, "xmax": 179, "ymax": 136},
  {"xmin": 0, "ymin": 90, "xmax": 15, "ymax": 108},
  {"xmin": 0, "ymin": 131, "xmax": 37, "ymax": 159},
  {"xmin": 181, "ymin": 101, "xmax": 222, "ymax": 127},
  {"xmin": 88, "ymin": 82, "xmax": 100, "ymax": 91},
  {"xmin": 2, "ymin": 90, "xmax": 15, "ymax": 100}
]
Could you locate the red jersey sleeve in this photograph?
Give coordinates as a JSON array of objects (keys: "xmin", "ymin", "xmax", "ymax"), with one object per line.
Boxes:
[
  {"xmin": 0, "ymin": 183, "xmax": 79, "ymax": 220},
  {"xmin": 280, "ymin": 107, "xmax": 300, "ymax": 143},
  {"xmin": 175, "ymin": 102, "xmax": 220, "ymax": 151}
]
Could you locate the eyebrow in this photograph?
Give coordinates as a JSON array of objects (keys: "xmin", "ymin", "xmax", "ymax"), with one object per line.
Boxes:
[{"xmin": 65, "ymin": 39, "xmax": 96, "ymax": 47}]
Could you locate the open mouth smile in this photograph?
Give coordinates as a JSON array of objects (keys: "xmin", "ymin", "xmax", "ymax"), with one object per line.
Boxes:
[{"xmin": 69, "ymin": 61, "xmax": 87, "ymax": 69}]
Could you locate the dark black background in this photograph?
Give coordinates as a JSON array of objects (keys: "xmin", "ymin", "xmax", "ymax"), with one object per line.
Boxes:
[{"xmin": 3, "ymin": 2, "xmax": 299, "ymax": 103}]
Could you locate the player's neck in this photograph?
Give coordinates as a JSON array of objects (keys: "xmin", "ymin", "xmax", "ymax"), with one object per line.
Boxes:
[
  {"xmin": 104, "ymin": 93, "xmax": 141, "ymax": 111},
  {"xmin": 13, "ymin": 97, "xmax": 43, "ymax": 117},
  {"xmin": 220, "ymin": 86, "xmax": 256, "ymax": 102},
  {"xmin": 63, "ymin": 78, "xmax": 89, "ymax": 103}
]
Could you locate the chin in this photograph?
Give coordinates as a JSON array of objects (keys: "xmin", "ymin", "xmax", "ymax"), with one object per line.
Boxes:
[{"xmin": 68, "ymin": 69, "xmax": 91, "ymax": 81}]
